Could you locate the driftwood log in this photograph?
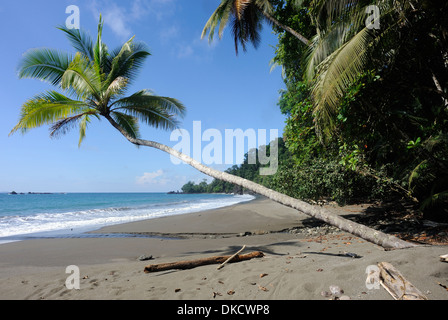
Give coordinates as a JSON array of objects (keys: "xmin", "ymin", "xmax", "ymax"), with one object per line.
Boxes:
[
  {"xmin": 378, "ymin": 262, "xmax": 428, "ymax": 300},
  {"xmin": 144, "ymin": 251, "xmax": 264, "ymax": 273},
  {"xmin": 440, "ymin": 254, "xmax": 448, "ymax": 263},
  {"xmin": 217, "ymin": 245, "xmax": 246, "ymax": 270}
]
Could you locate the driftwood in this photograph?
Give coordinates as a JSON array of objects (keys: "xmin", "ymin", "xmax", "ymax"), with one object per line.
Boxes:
[
  {"xmin": 217, "ymin": 245, "xmax": 246, "ymax": 270},
  {"xmin": 440, "ymin": 254, "xmax": 448, "ymax": 263},
  {"xmin": 144, "ymin": 251, "xmax": 264, "ymax": 273},
  {"xmin": 378, "ymin": 262, "xmax": 428, "ymax": 300}
]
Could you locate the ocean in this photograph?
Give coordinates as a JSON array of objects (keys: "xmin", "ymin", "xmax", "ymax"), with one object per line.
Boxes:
[{"xmin": 0, "ymin": 192, "xmax": 255, "ymax": 244}]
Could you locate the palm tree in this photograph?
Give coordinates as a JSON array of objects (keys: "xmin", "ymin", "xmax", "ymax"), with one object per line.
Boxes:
[
  {"xmin": 10, "ymin": 17, "xmax": 415, "ymax": 250},
  {"xmin": 11, "ymin": 17, "xmax": 185, "ymax": 147},
  {"xmin": 202, "ymin": 0, "xmax": 310, "ymax": 54},
  {"xmin": 303, "ymin": 0, "xmax": 414, "ymax": 140}
]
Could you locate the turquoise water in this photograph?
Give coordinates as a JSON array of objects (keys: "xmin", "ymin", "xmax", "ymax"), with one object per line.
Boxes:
[{"xmin": 0, "ymin": 193, "xmax": 254, "ymax": 242}]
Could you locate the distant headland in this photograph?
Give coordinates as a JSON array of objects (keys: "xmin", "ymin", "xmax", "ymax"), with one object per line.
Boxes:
[{"xmin": 8, "ymin": 191, "xmax": 66, "ymax": 195}]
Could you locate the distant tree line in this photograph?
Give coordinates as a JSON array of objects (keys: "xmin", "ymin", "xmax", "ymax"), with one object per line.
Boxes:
[{"xmin": 181, "ymin": 138, "xmax": 291, "ymax": 194}]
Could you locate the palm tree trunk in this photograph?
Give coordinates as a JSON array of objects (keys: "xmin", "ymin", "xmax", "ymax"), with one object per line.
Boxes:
[
  {"xmin": 259, "ymin": 10, "xmax": 310, "ymax": 46},
  {"xmin": 105, "ymin": 114, "xmax": 417, "ymax": 250}
]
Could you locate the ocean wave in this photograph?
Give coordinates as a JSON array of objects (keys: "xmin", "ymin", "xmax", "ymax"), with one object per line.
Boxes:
[{"xmin": 0, "ymin": 194, "xmax": 255, "ymax": 239}]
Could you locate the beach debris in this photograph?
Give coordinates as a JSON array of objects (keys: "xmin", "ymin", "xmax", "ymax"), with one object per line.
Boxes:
[
  {"xmin": 258, "ymin": 285, "xmax": 269, "ymax": 292},
  {"xmin": 316, "ymin": 268, "xmax": 324, "ymax": 272},
  {"xmin": 227, "ymin": 290, "xmax": 235, "ymax": 295},
  {"xmin": 238, "ymin": 232, "xmax": 252, "ymax": 237},
  {"xmin": 378, "ymin": 262, "xmax": 428, "ymax": 300},
  {"xmin": 138, "ymin": 254, "xmax": 153, "ymax": 261},
  {"xmin": 437, "ymin": 282, "xmax": 448, "ymax": 292},
  {"xmin": 321, "ymin": 285, "xmax": 348, "ymax": 300},
  {"xmin": 440, "ymin": 254, "xmax": 448, "ymax": 263},
  {"xmin": 175, "ymin": 288, "xmax": 181, "ymax": 293},
  {"xmin": 329, "ymin": 285, "xmax": 344, "ymax": 297},
  {"xmin": 339, "ymin": 251, "xmax": 362, "ymax": 259},
  {"xmin": 144, "ymin": 251, "xmax": 264, "ymax": 273},
  {"xmin": 260, "ymin": 273, "xmax": 268, "ymax": 278},
  {"xmin": 212, "ymin": 291, "xmax": 222, "ymax": 298},
  {"xmin": 217, "ymin": 245, "xmax": 246, "ymax": 270}
]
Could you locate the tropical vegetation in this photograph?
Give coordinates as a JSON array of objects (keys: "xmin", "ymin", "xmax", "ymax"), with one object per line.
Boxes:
[{"xmin": 202, "ymin": 0, "xmax": 448, "ymax": 222}]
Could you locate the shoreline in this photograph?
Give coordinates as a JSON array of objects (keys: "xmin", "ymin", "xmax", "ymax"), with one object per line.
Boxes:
[
  {"xmin": 0, "ymin": 193, "xmax": 256, "ymax": 244},
  {"xmin": 0, "ymin": 197, "xmax": 447, "ymax": 300}
]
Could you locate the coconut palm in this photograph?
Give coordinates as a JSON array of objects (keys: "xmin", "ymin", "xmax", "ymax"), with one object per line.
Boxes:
[
  {"xmin": 202, "ymin": 0, "xmax": 310, "ymax": 54},
  {"xmin": 11, "ymin": 17, "xmax": 185, "ymax": 147},
  {"xmin": 10, "ymin": 17, "xmax": 415, "ymax": 250}
]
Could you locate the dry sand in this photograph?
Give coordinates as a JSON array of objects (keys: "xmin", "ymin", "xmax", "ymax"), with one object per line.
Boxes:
[{"xmin": 0, "ymin": 197, "xmax": 447, "ymax": 300}]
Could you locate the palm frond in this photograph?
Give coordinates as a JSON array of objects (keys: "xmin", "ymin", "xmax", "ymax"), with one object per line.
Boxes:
[
  {"xmin": 307, "ymin": 0, "xmax": 411, "ymax": 139},
  {"xmin": 62, "ymin": 53, "xmax": 102, "ymax": 101},
  {"xmin": 420, "ymin": 189, "xmax": 448, "ymax": 211},
  {"xmin": 17, "ymin": 48, "xmax": 72, "ymax": 86},
  {"xmin": 77, "ymin": 114, "xmax": 91, "ymax": 147},
  {"xmin": 111, "ymin": 89, "xmax": 186, "ymax": 117},
  {"xmin": 305, "ymin": 25, "xmax": 345, "ymax": 81},
  {"xmin": 57, "ymin": 25, "xmax": 94, "ymax": 61},
  {"xmin": 9, "ymin": 91, "xmax": 90, "ymax": 135},
  {"xmin": 104, "ymin": 38, "xmax": 151, "ymax": 90},
  {"xmin": 202, "ymin": 0, "xmax": 265, "ymax": 54},
  {"xmin": 111, "ymin": 90, "xmax": 185, "ymax": 131},
  {"xmin": 127, "ymin": 106, "xmax": 182, "ymax": 131},
  {"xmin": 423, "ymin": 134, "xmax": 448, "ymax": 153},
  {"xmin": 254, "ymin": 0, "xmax": 273, "ymax": 14},
  {"xmin": 408, "ymin": 160, "xmax": 428, "ymax": 190},
  {"xmin": 105, "ymin": 76, "xmax": 129, "ymax": 102},
  {"xmin": 93, "ymin": 15, "xmax": 109, "ymax": 78},
  {"xmin": 231, "ymin": 1, "xmax": 264, "ymax": 54},
  {"xmin": 49, "ymin": 111, "xmax": 98, "ymax": 143},
  {"xmin": 311, "ymin": 26, "xmax": 375, "ymax": 138},
  {"xmin": 235, "ymin": 0, "xmax": 251, "ymax": 21},
  {"xmin": 110, "ymin": 111, "xmax": 140, "ymax": 140},
  {"xmin": 202, "ymin": 0, "xmax": 234, "ymax": 42}
]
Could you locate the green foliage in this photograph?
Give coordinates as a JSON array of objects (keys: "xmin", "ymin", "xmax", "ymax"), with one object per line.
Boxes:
[
  {"xmin": 181, "ymin": 138, "xmax": 291, "ymax": 194},
  {"xmin": 270, "ymin": 159, "xmax": 394, "ymax": 205},
  {"xmin": 271, "ymin": 1, "xmax": 448, "ymax": 218},
  {"xmin": 181, "ymin": 180, "xmax": 210, "ymax": 194}
]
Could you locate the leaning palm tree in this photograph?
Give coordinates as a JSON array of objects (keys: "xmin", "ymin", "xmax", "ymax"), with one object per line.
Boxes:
[
  {"xmin": 202, "ymin": 0, "xmax": 310, "ymax": 54},
  {"xmin": 10, "ymin": 17, "xmax": 415, "ymax": 250}
]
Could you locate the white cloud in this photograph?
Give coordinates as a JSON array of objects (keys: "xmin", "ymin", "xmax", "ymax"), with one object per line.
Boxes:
[
  {"xmin": 175, "ymin": 35, "xmax": 219, "ymax": 61},
  {"xmin": 102, "ymin": 4, "xmax": 132, "ymax": 39},
  {"xmin": 89, "ymin": 0, "xmax": 175, "ymax": 39},
  {"xmin": 177, "ymin": 44, "xmax": 194, "ymax": 59},
  {"xmin": 160, "ymin": 25, "xmax": 179, "ymax": 43},
  {"xmin": 136, "ymin": 169, "xmax": 166, "ymax": 185}
]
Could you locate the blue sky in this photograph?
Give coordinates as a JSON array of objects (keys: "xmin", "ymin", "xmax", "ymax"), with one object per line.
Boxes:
[{"xmin": 0, "ymin": 0, "xmax": 287, "ymax": 193}]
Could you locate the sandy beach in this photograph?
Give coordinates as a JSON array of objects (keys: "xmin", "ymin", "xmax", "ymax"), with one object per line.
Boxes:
[{"xmin": 0, "ymin": 196, "xmax": 447, "ymax": 301}]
